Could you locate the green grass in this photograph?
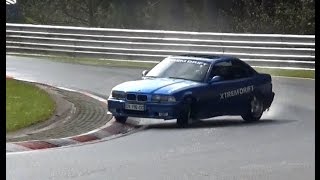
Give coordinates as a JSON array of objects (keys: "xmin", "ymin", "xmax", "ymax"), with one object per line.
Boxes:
[
  {"xmin": 10, "ymin": 54, "xmax": 315, "ymax": 79},
  {"xmin": 254, "ymin": 67, "xmax": 314, "ymax": 79},
  {"xmin": 12, "ymin": 54, "xmax": 158, "ymax": 69},
  {"xmin": 46, "ymin": 55, "xmax": 157, "ymax": 69},
  {"xmin": 6, "ymin": 79, "xmax": 56, "ymax": 132}
]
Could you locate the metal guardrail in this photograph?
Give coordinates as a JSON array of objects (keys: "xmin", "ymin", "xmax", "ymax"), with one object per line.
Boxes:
[{"xmin": 6, "ymin": 23, "xmax": 315, "ymax": 70}]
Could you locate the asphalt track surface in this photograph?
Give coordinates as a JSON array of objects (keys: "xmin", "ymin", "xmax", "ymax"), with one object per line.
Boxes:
[{"xmin": 6, "ymin": 56, "xmax": 315, "ymax": 180}]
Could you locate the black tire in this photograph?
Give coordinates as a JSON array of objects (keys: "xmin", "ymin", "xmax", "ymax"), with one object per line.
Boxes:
[
  {"xmin": 115, "ymin": 116, "xmax": 128, "ymax": 124},
  {"xmin": 241, "ymin": 95, "xmax": 264, "ymax": 122},
  {"xmin": 177, "ymin": 98, "xmax": 193, "ymax": 127}
]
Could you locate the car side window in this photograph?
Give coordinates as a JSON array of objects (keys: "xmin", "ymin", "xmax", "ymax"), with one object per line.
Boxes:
[
  {"xmin": 209, "ymin": 60, "xmax": 255, "ymax": 81},
  {"xmin": 231, "ymin": 60, "xmax": 255, "ymax": 79},
  {"xmin": 209, "ymin": 61, "xmax": 233, "ymax": 80}
]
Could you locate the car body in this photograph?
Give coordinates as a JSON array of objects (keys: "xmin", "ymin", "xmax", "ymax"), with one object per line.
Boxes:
[{"xmin": 108, "ymin": 54, "xmax": 275, "ymax": 126}]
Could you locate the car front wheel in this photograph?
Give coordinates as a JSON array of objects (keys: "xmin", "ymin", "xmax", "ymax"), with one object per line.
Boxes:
[
  {"xmin": 177, "ymin": 98, "xmax": 193, "ymax": 127},
  {"xmin": 115, "ymin": 116, "xmax": 128, "ymax": 124},
  {"xmin": 242, "ymin": 95, "xmax": 264, "ymax": 122}
]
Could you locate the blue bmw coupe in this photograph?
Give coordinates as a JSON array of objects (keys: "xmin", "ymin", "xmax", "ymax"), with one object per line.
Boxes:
[{"xmin": 108, "ymin": 54, "xmax": 275, "ymax": 126}]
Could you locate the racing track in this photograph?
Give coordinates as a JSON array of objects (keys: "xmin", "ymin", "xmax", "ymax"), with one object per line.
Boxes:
[{"xmin": 6, "ymin": 56, "xmax": 315, "ymax": 180}]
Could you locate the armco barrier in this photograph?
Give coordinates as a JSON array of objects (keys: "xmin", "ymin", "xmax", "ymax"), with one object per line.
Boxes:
[{"xmin": 6, "ymin": 23, "xmax": 315, "ymax": 70}]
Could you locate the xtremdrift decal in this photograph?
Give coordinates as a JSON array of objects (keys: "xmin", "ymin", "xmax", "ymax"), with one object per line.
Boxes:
[
  {"xmin": 220, "ymin": 85, "xmax": 254, "ymax": 99},
  {"xmin": 170, "ymin": 58, "xmax": 209, "ymax": 66}
]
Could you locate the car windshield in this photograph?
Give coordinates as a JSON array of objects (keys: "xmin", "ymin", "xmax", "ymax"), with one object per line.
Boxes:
[{"xmin": 146, "ymin": 58, "xmax": 210, "ymax": 82}]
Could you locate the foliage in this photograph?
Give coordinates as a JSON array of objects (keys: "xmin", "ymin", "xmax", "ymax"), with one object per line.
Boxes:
[
  {"xmin": 223, "ymin": 0, "xmax": 315, "ymax": 34},
  {"xmin": 7, "ymin": 0, "xmax": 314, "ymax": 34}
]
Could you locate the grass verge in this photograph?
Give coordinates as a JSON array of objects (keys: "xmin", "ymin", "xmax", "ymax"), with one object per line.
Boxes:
[
  {"xmin": 254, "ymin": 67, "xmax": 314, "ymax": 79},
  {"xmin": 6, "ymin": 79, "xmax": 56, "ymax": 132},
  {"xmin": 10, "ymin": 54, "xmax": 315, "ymax": 79}
]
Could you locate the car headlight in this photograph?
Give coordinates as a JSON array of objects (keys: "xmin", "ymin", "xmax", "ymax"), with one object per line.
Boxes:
[
  {"xmin": 152, "ymin": 95, "xmax": 176, "ymax": 103},
  {"xmin": 110, "ymin": 90, "xmax": 126, "ymax": 100}
]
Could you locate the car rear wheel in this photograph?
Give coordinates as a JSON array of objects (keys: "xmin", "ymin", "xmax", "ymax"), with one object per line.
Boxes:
[
  {"xmin": 177, "ymin": 98, "xmax": 193, "ymax": 127},
  {"xmin": 115, "ymin": 116, "xmax": 128, "ymax": 124},
  {"xmin": 242, "ymin": 95, "xmax": 264, "ymax": 122}
]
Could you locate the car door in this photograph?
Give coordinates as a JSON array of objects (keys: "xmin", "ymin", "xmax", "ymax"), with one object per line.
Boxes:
[
  {"xmin": 200, "ymin": 61, "xmax": 235, "ymax": 117},
  {"xmin": 202, "ymin": 59, "xmax": 256, "ymax": 117},
  {"xmin": 225, "ymin": 59, "xmax": 256, "ymax": 115}
]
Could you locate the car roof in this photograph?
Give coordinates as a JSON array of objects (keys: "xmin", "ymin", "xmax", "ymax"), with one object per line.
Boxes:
[{"xmin": 169, "ymin": 54, "xmax": 238, "ymax": 64}]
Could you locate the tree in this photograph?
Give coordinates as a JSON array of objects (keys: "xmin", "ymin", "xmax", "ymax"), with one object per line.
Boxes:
[
  {"xmin": 10, "ymin": 0, "xmax": 314, "ymax": 34},
  {"xmin": 222, "ymin": 0, "xmax": 314, "ymax": 34}
]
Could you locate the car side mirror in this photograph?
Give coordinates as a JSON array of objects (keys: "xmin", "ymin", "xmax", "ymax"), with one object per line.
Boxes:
[
  {"xmin": 209, "ymin": 76, "xmax": 223, "ymax": 84},
  {"xmin": 142, "ymin": 70, "xmax": 149, "ymax": 77}
]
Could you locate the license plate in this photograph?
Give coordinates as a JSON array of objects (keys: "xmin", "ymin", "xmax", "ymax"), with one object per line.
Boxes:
[{"xmin": 125, "ymin": 103, "xmax": 145, "ymax": 111}]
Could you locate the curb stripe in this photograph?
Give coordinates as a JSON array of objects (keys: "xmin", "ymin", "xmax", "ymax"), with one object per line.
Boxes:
[
  {"xmin": 15, "ymin": 141, "xmax": 58, "ymax": 149},
  {"xmin": 71, "ymin": 135, "xmax": 99, "ymax": 142},
  {"xmin": 45, "ymin": 139, "xmax": 79, "ymax": 146},
  {"xmin": 91, "ymin": 130, "xmax": 113, "ymax": 139},
  {"xmin": 6, "ymin": 143, "xmax": 31, "ymax": 152},
  {"xmin": 103, "ymin": 123, "xmax": 125, "ymax": 134}
]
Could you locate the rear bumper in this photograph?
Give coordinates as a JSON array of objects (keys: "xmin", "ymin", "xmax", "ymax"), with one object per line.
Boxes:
[
  {"xmin": 264, "ymin": 92, "xmax": 275, "ymax": 109},
  {"xmin": 107, "ymin": 99, "xmax": 182, "ymax": 120}
]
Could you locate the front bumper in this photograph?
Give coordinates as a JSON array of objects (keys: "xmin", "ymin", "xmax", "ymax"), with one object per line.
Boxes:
[{"xmin": 107, "ymin": 99, "xmax": 182, "ymax": 120}]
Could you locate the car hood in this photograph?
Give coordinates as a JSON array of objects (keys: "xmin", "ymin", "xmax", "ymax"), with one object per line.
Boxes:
[{"xmin": 112, "ymin": 78, "xmax": 202, "ymax": 94}]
